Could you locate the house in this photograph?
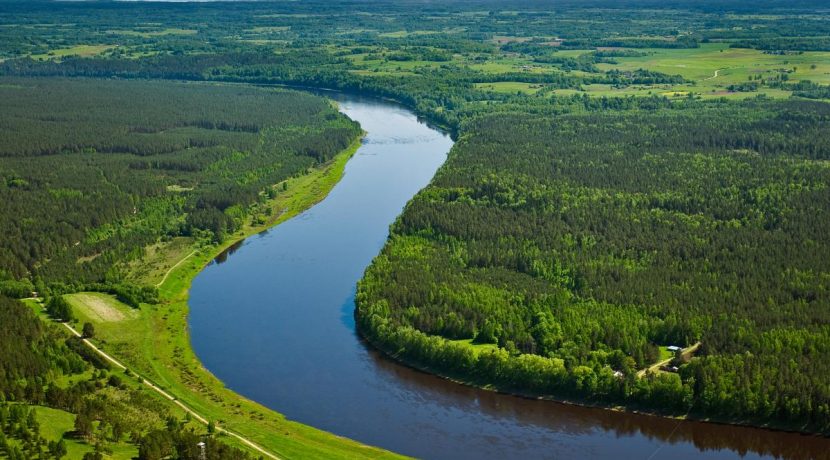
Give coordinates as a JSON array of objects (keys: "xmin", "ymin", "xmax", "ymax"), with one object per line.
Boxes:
[{"xmin": 666, "ymin": 345, "xmax": 681, "ymax": 352}]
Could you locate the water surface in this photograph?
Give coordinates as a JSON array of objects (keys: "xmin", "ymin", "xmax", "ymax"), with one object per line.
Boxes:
[{"xmin": 189, "ymin": 95, "xmax": 830, "ymax": 460}]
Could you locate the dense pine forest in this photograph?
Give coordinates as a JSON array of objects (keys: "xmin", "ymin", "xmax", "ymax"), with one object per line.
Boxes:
[
  {"xmin": 0, "ymin": 78, "xmax": 360, "ymax": 290},
  {"xmin": 357, "ymin": 100, "xmax": 830, "ymax": 430},
  {"xmin": 0, "ymin": 0, "xmax": 828, "ymax": 455}
]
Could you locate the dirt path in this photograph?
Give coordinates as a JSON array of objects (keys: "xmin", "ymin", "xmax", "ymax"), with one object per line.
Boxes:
[
  {"xmin": 61, "ymin": 321, "xmax": 281, "ymax": 460},
  {"xmin": 156, "ymin": 250, "xmax": 197, "ymax": 288},
  {"xmin": 637, "ymin": 342, "xmax": 701, "ymax": 378},
  {"xmin": 704, "ymin": 69, "xmax": 723, "ymax": 81}
]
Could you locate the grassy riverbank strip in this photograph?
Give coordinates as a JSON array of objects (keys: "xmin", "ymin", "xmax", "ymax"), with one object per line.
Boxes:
[{"xmin": 64, "ymin": 134, "xmax": 406, "ymax": 459}]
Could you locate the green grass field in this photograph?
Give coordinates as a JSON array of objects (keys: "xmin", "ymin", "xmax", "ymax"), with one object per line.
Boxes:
[
  {"xmin": 474, "ymin": 81, "xmax": 542, "ymax": 94},
  {"xmin": 587, "ymin": 43, "xmax": 830, "ymax": 99},
  {"xmin": 658, "ymin": 346, "xmax": 675, "ymax": 363},
  {"xmin": 450, "ymin": 338, "xmax": 500, "ymax": 353},
  {"xmin": 594, "ymin": 43, "xmax": 830, "ymax": 85},
  {"xmin": 34, "ymin": 406, "xmax": 138, "ymax": 460},
  {"xmin": 345, "ymin": 40, "xmax": 828, "ymax": 101},
  {"xmin": 29, "ymin": 44, "xmax": 115, "ymax": 61}
]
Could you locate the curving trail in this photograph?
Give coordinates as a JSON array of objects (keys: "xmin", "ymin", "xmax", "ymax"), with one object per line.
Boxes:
[
  {"xmin": 156, "ymin": 250, "xmax": 197, "ymax": 288},
  {"xmin": 704, "ymin": 68, "xmax": 724, "ymax": 81}
]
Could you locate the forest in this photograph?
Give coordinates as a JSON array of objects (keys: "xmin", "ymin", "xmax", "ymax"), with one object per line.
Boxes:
[
  {"xmin": 0, "ymin": 0, "xmax": 828, "ymax": 454},
  {"xmin": 0, "ymin": 75, "xmax": 365, "ymax": 456},
  {"xmin": 0, "ymin": 78, "xmax": 360, "ymax": 290},
  {"xmin": 357, "ymin": 99, "xmax": 830, "ymax": 430},
  {"xmin": 2, "ymin": 0, "xmax": 830, "ymax": 132}
]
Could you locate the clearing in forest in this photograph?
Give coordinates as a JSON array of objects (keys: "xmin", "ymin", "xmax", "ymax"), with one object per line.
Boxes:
[{"xmin": 64, "ymin": 292, "xmax": 136, "ymax": 322}]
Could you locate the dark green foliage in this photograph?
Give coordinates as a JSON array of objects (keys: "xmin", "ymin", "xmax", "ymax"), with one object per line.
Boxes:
[
  {"xmin": 357, "ymin": 100, "xmax": 830, "ymax": 432},
  {"xmin": 605, "ymin": 69, "xmax": 688, "ymax": 85},
  {"xmin": 0, "ymin": 278, "xmax": 34, "ymax": 298},
  {"xmin": 730, "ymin": 37, "xmax": 830, "ymax": 52},
  {"xmin": 139, "ymin": 425, "xmax": 253, "ymax": 460},
  {"xmin": 49, "ymin": 438, "xmax": 67, "ymax": 459},
  {"xmin": 65, "ymin": 338, "xmax": 110, "ymax": 371},
  {"xmin": 1, "ymin": 0, "xmax": 826, "ymax": 140},
  {"xmin": 0, "ymin": 78, "xmax": 360, "ymax": 284},
  {"xmin": 0, "ymin": 0, "xmax": 827, "ymax": 441},
  {"xmin": 787, "ymin": 80, "xmax": 830, "ymax": 100},
  {"xmin": 45, "ymin": 297, "xmax": 74, "ymax": 323},
  {"xmin": 0, "ymin": 296, "xmax": 85, "ymax": 402},
  {"xmin": 81, "ymin": 323, "xmax": 95, "ymax": 339}
]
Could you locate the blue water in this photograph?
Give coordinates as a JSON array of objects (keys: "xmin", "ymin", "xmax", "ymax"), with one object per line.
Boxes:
[{"xmin": 189, "ymin": 95, "xmax": 829, "ymax": 460}]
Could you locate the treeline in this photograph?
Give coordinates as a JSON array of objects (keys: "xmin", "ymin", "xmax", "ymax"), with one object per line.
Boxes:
[
  {"xmin": 357, "ymin": 100, "xmax": 830, "ymax": 432},
  {"xmin": 140, "ymin": 419, "xmax": 255, "ymax": 460},
  {"xmin": 6, "ymin": 0, "xmax": 821, "ymax": 62},
  {"xmin": 0, "ymin": 78, "xmax": 360, "ymax": 286},
  {"xmin": 785, "ymin": 80, "xmax": 830, "ymax": 100},
  {"xmin": 730, "ymin": 38, "xmax": 830, "ymax": 52},
  {"xmin": 605, "ymin": 69, "xmax": 688, "ymax": 85}
]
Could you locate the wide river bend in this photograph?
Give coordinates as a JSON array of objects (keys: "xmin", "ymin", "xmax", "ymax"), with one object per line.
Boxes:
[{"xmin": 189, "ymin": 95, "xmax": 829, "ymax": 460}]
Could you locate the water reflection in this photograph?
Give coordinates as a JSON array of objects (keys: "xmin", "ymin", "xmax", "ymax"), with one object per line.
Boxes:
[
  {"xmin": 212, "ymin": 239, "xmax": 244, "ymax": 265},
  {"xmin": 366, "ymin": 346, "xmax": 828, "ymax": 460}
]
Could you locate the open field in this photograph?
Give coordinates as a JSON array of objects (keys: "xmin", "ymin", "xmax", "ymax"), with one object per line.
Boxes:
[
  {"xmin": 106, "ymin": 28, "xmax": 197, "ymax": 38},
  {"xmin": 345, "ymin": 40, "xmax": 828, "ymax": 100},
  {"xmin": 65, "ymin": 292, "xmax": 137, "ymax": 323},
  {"xmin": 1, "ymin": 403, "xmax": 138, "ymax": 459},
  {"xmin": 585, "ymin": 43, "xmax": 830, "ymax": 98},
  {"xmin": 29, "ymin": 44, "xmax": 115, "ymax": 60},
  {"xmin": 593, "ymin": 43, "xmax": 830, "ymax": 85},
  {"xmin": 127, "ymin": 237, "xmax": 195, "ymax": 287},
  {"xmin": 474, "ymin": 81, "xmax": 542, "ymax": 94}
]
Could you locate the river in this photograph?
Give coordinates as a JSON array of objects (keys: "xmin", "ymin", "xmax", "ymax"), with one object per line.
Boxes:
[{"xmin": 188, "ymin": 94, "xmax": 830, "ymax": 460}]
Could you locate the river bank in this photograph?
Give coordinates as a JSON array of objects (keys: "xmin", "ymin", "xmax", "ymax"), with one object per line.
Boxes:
[
  {"xmin": 79, "ymin": 130, "xmax": 405, "ymax": 459},
  {"xmin": 356, "ymin": 322, "xmax": 828, "ymax": 442},
  {"xmin": 188, "ymin": 95, "xmax": 830, "ymax": 460}
]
